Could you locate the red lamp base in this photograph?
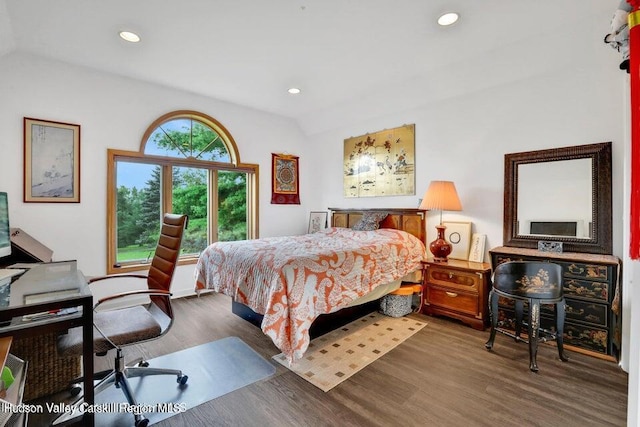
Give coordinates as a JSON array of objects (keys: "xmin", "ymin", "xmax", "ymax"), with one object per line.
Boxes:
[{"xmin": 429, "ymin": 224, "xmax": 452, "ymax": 262}]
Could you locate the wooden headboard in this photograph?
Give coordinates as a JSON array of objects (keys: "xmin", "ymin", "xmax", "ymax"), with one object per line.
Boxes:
[{"xmin": 328, "ymin": 208, "xmax": 427, "ymax": 245}]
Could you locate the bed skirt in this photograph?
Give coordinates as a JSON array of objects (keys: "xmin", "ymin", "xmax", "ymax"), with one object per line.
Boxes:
[{"xmin": 231, "ymin": 299, "xmax": 381, "ymax": 340}]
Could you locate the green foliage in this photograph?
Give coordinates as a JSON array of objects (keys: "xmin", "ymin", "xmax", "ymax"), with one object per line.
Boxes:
[
  {"xmin": 150, "ymin": 119, "xmax": 230, "ymax": 161},
  {"xmin": 117, "ymin": 186, "xmax": 143, "ymax": 247},
  {"xmin": 181, "ymin": 217, "xmax": 208, "ymax": 254},
  {"xmin": 218, "ymin": 171, "xmax": 247, "ymax": 241},
  {"xmin": 136, "ymin": 166, "xmax": 162, "ymax": 247},
  {"xmin": 116, "ymin": 162, "xmax": 247, "ymax": 261},
  {"xmin": 172, "ymin": 167, "xmax": 207, "ymax": 219}
]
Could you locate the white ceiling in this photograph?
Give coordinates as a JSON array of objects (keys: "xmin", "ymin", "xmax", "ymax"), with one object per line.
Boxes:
[{"xmin": 0, "ymin": 0, "xmax": 617, "ymax": 134}]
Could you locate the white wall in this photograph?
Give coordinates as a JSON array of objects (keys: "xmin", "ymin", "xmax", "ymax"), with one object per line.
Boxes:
[
  {"xmin": 307, "ymin": 66, "xmax": 625, "ymax": 258},
  {"xmin": 0, "ymin": 52, "xmax": 312, "ymax": 301},
  {"xmin": 304, "ymin": 22, "xmax": 633, "ymax": 422}
]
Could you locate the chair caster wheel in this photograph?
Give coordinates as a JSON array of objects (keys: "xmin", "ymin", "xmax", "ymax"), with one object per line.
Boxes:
[
  {"xmin": 178, "ymin": 375, "xmax": 188, "ymax": 385},
  {"xmin": 70, "ymin": 385, "xmax": 82, "ymax": 397},
  {"xmin": 138, "ymin": 361, "xmax": 149, "ymax": 367},
  {"xmin": 135, "ymin": 418, "xmax": 149, "ymax": 427}
]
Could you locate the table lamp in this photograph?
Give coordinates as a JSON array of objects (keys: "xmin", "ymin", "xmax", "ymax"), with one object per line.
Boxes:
[{"xmin": 419, "ymin": 180, "xmax": 462, "ymax": 262}]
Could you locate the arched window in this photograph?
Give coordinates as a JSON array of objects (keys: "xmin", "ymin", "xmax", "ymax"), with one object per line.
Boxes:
[{"xmin": 106, "ymin": 111, "xmax": 258, "ymax": 274}]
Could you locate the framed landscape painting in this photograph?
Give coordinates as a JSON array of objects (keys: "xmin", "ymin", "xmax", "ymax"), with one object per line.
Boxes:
[{"xmin": 24, "ymin": 117, "xmax": 81, "ymax": 203}]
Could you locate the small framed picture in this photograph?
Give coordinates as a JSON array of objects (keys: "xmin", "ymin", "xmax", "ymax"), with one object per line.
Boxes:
[
  {"xmin": 308, "ymin": 211, "xmax": 328, "ymax": 233},
  {"xmin": 468, "ymin": 233, "xmax": 487, "ymax": 263},
  {"xmin": 24, "ymin": 117, "xmax": 81, "ymax": 203},
  {"xmin": 442, "ymin": 221, "xmax": 472, "ymax": 260}
]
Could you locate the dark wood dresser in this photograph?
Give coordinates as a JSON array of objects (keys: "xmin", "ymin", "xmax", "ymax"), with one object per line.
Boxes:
[{"xmin": 489, "ymin": 246, "xmax": 621, "ymax": 360}]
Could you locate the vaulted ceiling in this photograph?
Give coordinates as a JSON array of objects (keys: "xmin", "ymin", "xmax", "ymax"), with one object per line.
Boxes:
[{"xmin": 0, "ymin": 1, "xmax": 617, "ymax": 134}]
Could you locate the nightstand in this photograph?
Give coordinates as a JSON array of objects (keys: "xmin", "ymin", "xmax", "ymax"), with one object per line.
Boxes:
[{"xmin": 421, "ymin": 258, "xmax": 492, "ymax": 330}]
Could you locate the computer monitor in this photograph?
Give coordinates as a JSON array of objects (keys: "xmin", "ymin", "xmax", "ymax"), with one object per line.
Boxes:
[{"xmin": 0, "ymin": 192, "xmax": 11, "ymax": 258}]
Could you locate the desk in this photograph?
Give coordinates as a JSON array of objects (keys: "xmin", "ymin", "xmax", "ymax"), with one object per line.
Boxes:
[{"xmin": 0, "ymin": 261, "xmax": 94, "ymax": 426}]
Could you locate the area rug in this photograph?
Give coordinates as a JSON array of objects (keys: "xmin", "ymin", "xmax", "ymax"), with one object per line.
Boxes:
[
  {"xmin": 273, "ymin": 312, "xmax": 426, "ymax": 392},
  {"xmin": 64, "ymin": 337, "xmax": 275, "ymax": 426}
]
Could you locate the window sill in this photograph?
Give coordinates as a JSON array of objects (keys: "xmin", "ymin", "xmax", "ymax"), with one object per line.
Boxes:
[{"xmin": 107, "ymin": 256, "xmax": 199, "ymax": 275}]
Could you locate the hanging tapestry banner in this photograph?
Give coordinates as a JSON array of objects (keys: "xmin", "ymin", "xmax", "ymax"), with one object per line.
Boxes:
[{"xmin": 271, "ymin": 153, "xmax": 300, "ymax": 204}]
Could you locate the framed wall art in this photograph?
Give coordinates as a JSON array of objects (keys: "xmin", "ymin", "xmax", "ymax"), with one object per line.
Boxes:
[
  {"xmin": 468, "ymin": 233, "xmax": 487, "ymax": 263},
  {"xmin": 443, "ymin": 221, "xmax": 471, "ymax": 260},
  {"xmin": 308, "ymin": 211, "xmax": 328, "ymax": 233},
  {"xmin": 23, "ymin": 117, "xmax": 81, "ymax": 203},
  {"xmin": 343, "ymin": 124, "xmax": 415, "ymax": 197}
]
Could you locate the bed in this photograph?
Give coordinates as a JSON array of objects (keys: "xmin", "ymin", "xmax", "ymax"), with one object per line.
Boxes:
[{"xmin": 194, "ymin": 208, "xmax": 427, "ymax": 363}]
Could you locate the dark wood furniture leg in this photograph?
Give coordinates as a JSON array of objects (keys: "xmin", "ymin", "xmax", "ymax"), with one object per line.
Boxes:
[
  {"xmin": 485, "ymin": 290, "xmax": 498, "ymax": 349},
  {"xmin": 556, "ymin": 299, "xmax": 569, "ymax": 362},
  {"xmin": 514, "ymin": 300, "xmax": 524, "ymax": 342},
  {"xmin": 82, "ymin": 297, "xmax": 94, "ymax": 426},
  {"xmin": 528, "ymin": 299, "xmax": 541, "ymax": 372}
]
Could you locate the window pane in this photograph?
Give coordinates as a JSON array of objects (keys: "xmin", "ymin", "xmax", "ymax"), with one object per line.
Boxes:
[
  {"xmin": 144, "ymin": 118, "xmax": 231, "ymax": 162},
  {"xmin": 192, "ymin": 121, "xmax": 230, "ymax": 162},
  {"xmin": 145, "ymin": 126, "xmax": 188, "ymax": 158},
  {"xmin": 116, "ymin": 161, "xmax": 161, "ymax": 263},
  {"xmin": 218, "ymin": 171, "xmax": 247, "ymax": 241},
  {"xmin": 172, "ymin": 166, "xmax": 208, "ymax": 255}
]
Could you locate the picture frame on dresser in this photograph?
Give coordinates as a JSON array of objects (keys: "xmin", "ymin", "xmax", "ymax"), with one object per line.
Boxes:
[
  {"xmin": 442, "ymin": 221, "xmax": 471, "ymax": 260},
  {"xmin": 468, "ymin": 233, "xmax": 486, "ymax": 262}
]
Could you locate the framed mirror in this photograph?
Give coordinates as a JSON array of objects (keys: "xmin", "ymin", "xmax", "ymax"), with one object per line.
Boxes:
[{"xmin": 503, "ymin": 142, "xmax": 612, "ymax": 254}]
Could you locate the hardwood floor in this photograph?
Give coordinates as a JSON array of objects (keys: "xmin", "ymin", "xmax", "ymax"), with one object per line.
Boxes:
[{"xmin": 33, "ymin": 292, "xmax": 629, "ymax": 426}]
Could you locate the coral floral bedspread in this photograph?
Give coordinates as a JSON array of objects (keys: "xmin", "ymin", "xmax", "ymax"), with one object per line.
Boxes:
[{"xmin": 194, "ymin": 227, "xmax": 426, "ymax": 363}]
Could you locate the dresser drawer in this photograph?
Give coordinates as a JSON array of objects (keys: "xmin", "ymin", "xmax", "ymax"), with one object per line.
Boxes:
[
  {"xmin": 426, "ymin": 266, "xmax": 480, "ymax": 294},
  {"xmin": 537, "ymin": 300, "xmax": 608, "ymax": 327},
  {"xmin": 498, "ymin": 297, "xmax": 608, "ymax": 328},
  {"xmin": 426, "ymin": 286, "xmax": 479, "ymax": 316},
  {"xmin": 563, "ymin": 322, "xmax": 609, "ymax": 354},
  {"xmin": 498, "ymin": 308, "xmax": 609, "ymax": 355},
  {"xmin": 492, "ymin": 254, "xmax": 525, "ymax": 266},
  {"xmin": 563, "ymin": 278, "xmax": 610, "ymax": 302},
  {"xmin": 559, "ymin": 261, "xmax": 611, "ymax": 282},
  {"xmin": 566, "ymin": 300, "xmax": 609, "ymax": 327}
]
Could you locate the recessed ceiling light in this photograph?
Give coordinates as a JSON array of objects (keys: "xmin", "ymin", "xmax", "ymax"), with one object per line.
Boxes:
[
  {"xmin": 287, "ymin": 87, "xmax": 301, "ymax": 94},
  {"xmin": 437, "ymin": 12, "xmax": 459, "ymax": 26},
  {"xmin": 119, "ymin": 31, "xmax": 141, "ymax": 43}
]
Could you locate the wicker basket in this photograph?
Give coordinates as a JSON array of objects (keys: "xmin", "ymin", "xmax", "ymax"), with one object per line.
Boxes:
[
  {"xmin": 380, "ymin": 284, "xmax": 423, "ymax": 318},
  {"xmin": 10, "ymin": 332, "xmax": 81, "ymax": 401}
]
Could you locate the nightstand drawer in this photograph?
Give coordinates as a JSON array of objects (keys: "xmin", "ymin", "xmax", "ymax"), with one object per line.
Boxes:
[
  {"xmin": 426, "ymin": 286, "xmax": 479, "ymax": 316},
  {"xmin": 427, "ymin": 267, "xmax": 480, "ymax": 293}
]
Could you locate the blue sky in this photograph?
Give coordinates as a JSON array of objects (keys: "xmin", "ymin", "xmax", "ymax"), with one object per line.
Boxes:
[{"xmin": 117, "ymin": 162, "xmax": 156, "ymax": 190}]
